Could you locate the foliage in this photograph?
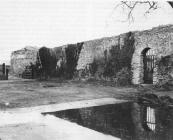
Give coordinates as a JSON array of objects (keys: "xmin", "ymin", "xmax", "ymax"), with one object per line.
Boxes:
[
  {"xmin": 37, "ymin": 47, "xmax": 57, "ymax": 79},
  {"xmin": 65, "ymin": 43, "xmax": 83, "ymax": 79},
  {"xmin": 88, "ymin": 32, "xmax": 135, "ymax": 85},
  {"xmin": 89, "ymin": 59, "xmax": 98, "ymax": 76},
  {"xmin": 155, "ymin": 55, "xmax": 173, "ymax": 90},
  {"xmin": 115, "ymin": 67, "xmax": 132, "ymax": 86},
  {"xmin": 104, "ymin": 32, "xmax": 135, "ymax": 79}
]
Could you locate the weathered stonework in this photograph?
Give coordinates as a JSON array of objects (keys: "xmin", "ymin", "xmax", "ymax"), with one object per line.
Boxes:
[
  {"xmin": 76, "ymin": 25, "xmax": 173, "ymax": 84},
  {"xmin": 53, "ymin": 45, "xmax": 67, "ymax": 60},
  {"xmin": 11, "ymin": 25, "xmax": 173, "ymax": 84},
  {"xmin": 132, "ymin": 25, "xmax": 173, "ymax": 84},
  {"xmin": 77, "ymin": 35, "xmax": 125, "ymax": 70},
  {"xmin": 11, "ymin": 46, "xmax": 38, "ymax": 76}
]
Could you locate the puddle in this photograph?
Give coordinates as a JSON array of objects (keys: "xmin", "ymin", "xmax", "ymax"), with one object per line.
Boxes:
[{"xmin": 43, "ymin": 102, "xmax": 173, "ymax": 140}]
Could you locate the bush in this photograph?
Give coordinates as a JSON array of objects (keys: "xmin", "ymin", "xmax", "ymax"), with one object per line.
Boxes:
[
  {"xmin": 115, "ymin": 67, "xmax": 132, "ymax": 86},
  {"xmin": 65, "ymin": 43, "xmax": 83, "ymax": 79},
  {"xmin": 155, "ymin": 55, "xmax": 173, "ymax": 91},
  {"xmin": 77, "ymin": 32, "xmax": 135, "ymax": 84},
  {"xmin": 155, "ymin": 75, "xmax": 173, "ymax": 91},
  {"xmin": 89, "ymin": 59, "xmax": 98, "ymax": 76},
  {"xmin": 103, "ymin": 32, "xmax": 135, "ymax": 79},
  {"xmin": 37, "ymin": 47, "xmax": 57, "ymax": 79}
]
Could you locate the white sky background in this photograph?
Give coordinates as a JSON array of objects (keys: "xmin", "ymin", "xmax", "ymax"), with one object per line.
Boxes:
[{"xmin": 0, "ymin": 0, "xmax": 173, "ymax": 64}]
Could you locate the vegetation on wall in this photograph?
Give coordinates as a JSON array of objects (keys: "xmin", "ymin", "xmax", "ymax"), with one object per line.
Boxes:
[
  {"xmin": 115, "ymin": 67, "xmax": 132, "ymax": 86},
  {"xmin": 155, "ymin": 55, "xmax": 173, "ymax": 90},
  {"xmin": 34, "ymin": 43, "xmax": 83, "ymax": 80},
  {"xmin": 89, "ymin": 59, "xmax": 98, "ymax": 76},
  {"xmin": 89, "ymin": 32, "xmax": 135, "ymax": 85},
  {"xmin": 53, "ymin": 47, "xmax": 66, "ymax": 78},
  {"xmin": 34, "ymin": 32, "xmax": 135, "ymax": 84},
  {"xmin": 37, "ymin": 47, "xmax": 57, "ymax": 79},
  {"xmin": 65, "ymin": 43, "xmax": 83, "ymax": 79}
]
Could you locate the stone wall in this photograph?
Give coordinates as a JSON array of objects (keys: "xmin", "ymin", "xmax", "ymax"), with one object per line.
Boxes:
[
  {"xmin": 36, "ymin": 44, "xmax": 83, "ymax": 79},
  {"xmin": 77, "ymin": 35, "xmax": 124, "ymax": 70},
  {"xmin": 132, "ymin": 25, "xmax": 173, "ymax": 84},
  {"xmin": 53, "ymin": 45, "xmax": 67, "ymax": 60},
  {"xmin": 11, "ymin": 46, "xmax": 38, "ymax": 76},
  {"xmin": 76, "ymin": 33, "xmax": 134, "ymax": 84},
  {"xmin": 76, "ymin": 25, "xmax": 173, "ymax": 84},
  {"xmin": 11, "ymin": 25, "xmax": 173, "ymax": 85}
]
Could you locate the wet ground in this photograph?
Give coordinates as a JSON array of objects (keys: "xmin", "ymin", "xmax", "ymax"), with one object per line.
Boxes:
[
  {"xmin": 0, "ymin": 79, "xmax": 138, "ymax": 109},
  {"xmin": 43, "ymin": 101, "xmax": 173, "ymax": 140},
  {"xmin": 0, "ymin": 77, "xmax": 173, "ymax": 110},
  {"xmin": 0, "ymin": 98, "xmax": 124, "ymax": 140},
  {"xmin": 0, "ymin": 78, "xmax": 173, "ymax": 139}
]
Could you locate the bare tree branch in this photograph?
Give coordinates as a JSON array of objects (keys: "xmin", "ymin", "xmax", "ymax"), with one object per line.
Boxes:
[{"xmin": 119, "ymin": 1, "xmax": 159, "ymax": 23}]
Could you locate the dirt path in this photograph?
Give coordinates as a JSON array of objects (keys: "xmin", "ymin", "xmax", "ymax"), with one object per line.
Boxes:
[
  {"xmin": 0, "ymin": 79, "xmax": 138, "ymax": 110},
  {"xmin": 0, "ymin": 98, "xmax": 125, "ymax": 140},
  {"xmin": 0, "ymin": 78, "xmax": 172, "ymax": 140},
  {"xmin": 0, "ymin": 113, "xmax": 120, "ymax": 140},
  {"xmin": 0, "ymin": 78, "xmax": 172, "ymax": 110}
]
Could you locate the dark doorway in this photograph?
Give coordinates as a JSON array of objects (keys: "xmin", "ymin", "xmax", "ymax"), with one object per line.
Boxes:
[{"xmin": 142, "ymin": 48, "xmax": 155, "ymax": 84}]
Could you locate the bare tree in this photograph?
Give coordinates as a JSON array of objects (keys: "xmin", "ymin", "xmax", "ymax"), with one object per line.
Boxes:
[{"xmin": 118, "ymin": 1, "xmax": 173, "ymax": 22}]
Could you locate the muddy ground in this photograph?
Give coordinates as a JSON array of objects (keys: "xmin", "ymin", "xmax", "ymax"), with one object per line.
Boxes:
[
  {"xmin": 0, "ymin": 77, "xmax": 173, "ymax": 140},
  {"xmin": 0, "ymin": 76, "xmax": 172, "ymax": 110}
]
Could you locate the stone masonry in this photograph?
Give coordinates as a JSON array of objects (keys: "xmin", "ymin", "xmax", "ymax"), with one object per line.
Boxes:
[
  {"xmin": 11, "ymin": 46, "xmax": 38, "ymax": 77},
  {"xmin": 77, "ymin": 25, "xmax": 173, "ymax": 84},
  {"xmin": 132, "ymin": 25, "xmax": 173, "ymax": 84},
  {"xmin": 11, "ymin": 25, "xmax": 173, "ymax": 84}
]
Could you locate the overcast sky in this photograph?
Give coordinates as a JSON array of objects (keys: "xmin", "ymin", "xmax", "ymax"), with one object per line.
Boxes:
[{"xmin": 0, "ymin": 0, "xmax": 173, "ymax": 64}]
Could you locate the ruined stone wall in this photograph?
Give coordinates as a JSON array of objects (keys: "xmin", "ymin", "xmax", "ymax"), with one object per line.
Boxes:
[
  {"xmin": 53, "ymin": 45, "xmax": 67, "ymax": 60},
  {"xmin": 76, "ymin": 25, "xmax": 173, "ymax": 84},
  {"xmin": 37, "ymin": 43, "xmax": 82, "ymax": 79},
  {"xmin": 76, "ymin": 33, "xmax": 134, "ymax": 85},
  {"xmin": 11, "ymin": 46, "xmax": 38, "ymax": 76},
  {"xmin": 77, "ymin": 35, "xmax": 123, "ymax": 70},
  {"xmin": 132, "ymin": 25, "xmax": 173, "ymax": 84},
  {"xmin": 11, "ymin": 25, "xmax": 173, "ymax": 84}
]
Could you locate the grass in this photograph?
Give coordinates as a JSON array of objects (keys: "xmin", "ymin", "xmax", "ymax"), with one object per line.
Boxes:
[{"xmin": 0, "ymin": 78, "xmax": 172, "ymax": 110}]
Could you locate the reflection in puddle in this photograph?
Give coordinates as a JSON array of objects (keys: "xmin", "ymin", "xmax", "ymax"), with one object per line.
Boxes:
[
  {"xmin": 146, "ymin": 107, "xmax": 155, "ymax": 131},
  {"xmin": 43, "ymin": 102, "xmax": 173, "ymax": 140}
]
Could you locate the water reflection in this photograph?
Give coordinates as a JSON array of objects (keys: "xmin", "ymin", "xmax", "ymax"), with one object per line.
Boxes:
[
  {"xmin": 43, "ymin": 102, "xmax": 173, "ymax": 140},
  {"xmin": 146, "ymin": 107, "xmax": 155, "ymax": 131}
]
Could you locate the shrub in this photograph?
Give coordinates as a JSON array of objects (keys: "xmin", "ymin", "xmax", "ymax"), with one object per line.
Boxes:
[
  {"xmin": 115, "ymin": 67, "xmax": 132, "ymax": 86},
  {"xmin": 155, "ymin": 74, "xmax": 173, "ymax": 91},
  {"xmin": 89, "ymin": 59, "xmax": 98, "ymax": 76},
  {"xmin": 103, "ymin": 32, "xmax": 135, "ymax": 80},
  {"xmin": 37, "ymin": 47, "xmax": 57, "ymax": 79},
  {"xmin": 87, "ymin": 32, "xmax": 135, "ymax": 84},
  {"xmin": 155, "ymin": 55, "xmax": 173, "ymax": 90},
  {"xmin": 65, "ymin": 43, "xmax": 83, "ymax": 79}
]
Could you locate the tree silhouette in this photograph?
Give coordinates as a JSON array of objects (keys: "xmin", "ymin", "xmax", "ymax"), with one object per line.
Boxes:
[{"xmin": 118, "ymin": 1, "xmax": 173, "ymax": 22}]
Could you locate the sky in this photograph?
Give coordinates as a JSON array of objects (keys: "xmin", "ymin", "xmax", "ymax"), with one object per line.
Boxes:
[{"xmin": 0, "ymin": 0, "xmax": 173, "ymax": 64}]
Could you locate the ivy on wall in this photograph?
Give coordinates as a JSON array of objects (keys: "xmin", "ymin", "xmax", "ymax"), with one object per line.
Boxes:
[
  {"xmin": 35, "ymin": 32, "xmax": 135, "ymax": 85},
  {"xmin": 156, "ymin": 55, "xmax": 173, "ymax": 89},
  {"xmin": 89, "ymin": 32, "xmax": 135, "ymax": 85},
  {"xmin": 35, "ymin": 43, "xmax": 83, "ymax": 80},
  {"xmin": 65, "ymin": 43, "xmax": 83, "ymax": 79},
  {"xmin": 37, "ymin": 47, "xmax": 57, "ymax": 79}
]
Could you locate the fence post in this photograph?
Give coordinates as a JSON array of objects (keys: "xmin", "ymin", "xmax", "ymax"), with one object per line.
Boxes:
[{"xmin": 2, "ymin": 63, "xmax": 5, "ymax": 75}]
